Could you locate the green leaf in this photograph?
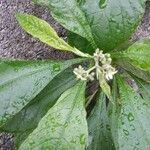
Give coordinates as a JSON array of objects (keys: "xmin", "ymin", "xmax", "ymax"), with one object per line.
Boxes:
[
  {"xmin": 87, "ymin": 92, "xmax": 115, "ymax": 150},
  {"xmin": 17, "ymin": 13, "xmax": 93, "ymax": 58},
  {"xmin": 108, "ymin": 76, "xmax": 118, "ymax": 148},
  {"xmin": 16, "ymin": 13, "xmax": 74, "ymax": 51},
  {"xmin": 0, "ymin": 58, "xmax": 85, "ymax": 127},
  {"xmin": 19, "ymin": 81, "xmax": 88, "ymax": 150},
  {"xmin": 116, "ymin": 60, "xmax": 150, "ymax": 83},
  {"xmin": 33, "ymin": 0, "xmax": 97, "ymax": 49},
  {"xmin": 1, "ymin": 68, "xmax": 77, "ymax": 147},
  {"xmin": 67, "ymin": 32, "xmax": 94, "ymax": 54},
  {"xmin": 80, "ymin": 0, "xmax": 146, "ymax": 51},
  {"xmin": 112, "ymin": 40, "xmax": 150, "ymax": 71},
  {"xmin": 97, "ymin": 70, "xmax": 112, "ymax": 101},
  {"xmin": 110, "ymin": 75, "xmax": 150, "ymax": 150},
  {"xmin": 134, "ymin": 77, "xmax": 150, "ymax": 100},
  {"xmin": 33, "ymin": 0, "xmax": 146, "ymax": 52}
]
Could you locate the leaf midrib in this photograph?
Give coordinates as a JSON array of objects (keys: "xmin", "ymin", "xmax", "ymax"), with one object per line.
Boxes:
[
  {"xmin": 52, "ymin": 0, "xmax": 96, "ymax": 48},
  {"xmin": 31, "ymin": 83, "xmax": 84, "ymax": 149},
  {"xmin": 56, "ymin": 83, "xmax": 84, "ymax": 147}
]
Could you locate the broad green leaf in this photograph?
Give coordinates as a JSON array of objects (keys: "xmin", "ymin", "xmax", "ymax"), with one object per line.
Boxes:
[
  {"xmin": 16, "ymin": 13, "xmax": 73, "ymax": 51},
  {"xmin": 34, "ymin": 0, "xmax": 146, "ymax": 52},
  {"xmin": 87, "ymin": 92, "xmax": 115, "ymax": 150},
  {"xmin": 19, "ymin": 81, "xmax": 88, "ymax": 150},
  {"xmin": 1, "ymin": 68, "xmax": 77, "ymax": 147},
  {"xmin": 134, "ymin": 77, "xmax": 150, "ymax": 100},
  {"xmin": 112, "ymin": 40, "xmax": 150, "ymax": 71},
  {"xmin": 80, "ymin": 0, "xmax": 146, "ymax": 51},
  {"xmin": 110, "ymin": 75, "xmax": 150, "ymax": 150},
  {"xmin": 33, "ymin": 0, "xmax": 146, "ymax": 52},
  {"xmin": 67, "ymin": 32, "xmax": 94, "ymax": 54},
  {"xmin": 16, "ymin": 13, "xmax": 92, "ymax": 58},
  {"xmin": 0, "ymin": 58, "xmax": 85, "ymax": 127},
  {"xmin": 116, "ymin": 60, "xmax": 150, "ymax": 83},
  {"xmin": 33, "ymin": 0, "xmax": 97, "ymax": 49},
  {"xmin": 33, "ymin": 0, "xmax": 147, "ymax": 52}
]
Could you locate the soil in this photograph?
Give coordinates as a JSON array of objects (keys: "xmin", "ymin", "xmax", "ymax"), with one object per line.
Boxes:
[
  {"xmin": 0, "ymin": 0, "xmax": 150, "ymax": 149},
  {"xmin": 0, "ymin": 0, "xmax": 73, "ymax": 60}
]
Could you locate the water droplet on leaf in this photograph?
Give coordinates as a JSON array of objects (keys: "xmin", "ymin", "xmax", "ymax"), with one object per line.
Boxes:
[
  {"xmin": 106, "ymin": 124, "xmax": 111, "ymax": 131},
  {"xmin": 29, "ymin": 139, "xmax": 35, "ymax": 146},
  {"xmin": 127, "ymin": 113, "xmax": 134, "ymax": 122},
  {"xmin": 117, "ymin": 29, "xmax": 121, "ymax": 33},
  {"xmin": 130, "ymin": 124, "xmax": 135, "ymax": 131},
  {"xmin": 134, "ymin": 96, "xmax": 138, "ymax": 100},
  {"xmin": 121, "ymin": 122, "xmax": 125, "ymax": 125},
  {"xmin": 64, "ymin": 122, "xmax": 68, "ymax": 128},
  {"xmin": 134, "ymin": 146, "xmax": 139, "ymax": 150},
  {"xmin": 110, "ymin": 18, "xmax": 116, "ymax": 23},
  {"xmin": 50, "ymin": 117, "xmax": 55, "ymax": 123},
  {"xmin": 123, "ymin": 129, "xmax": 129, "ymax": 135},
  {"xmin": 100, "ymin": 123, "xmax": 104, "ymax": 128},
  {"xmin": 99, "ymin": 0, "xmax": 107, "ymax": 9},
  {"xmin": 70, "ymin": 138, "xmax": 76, "ymax": 144},
  {"xmin": 143, "ymin": 102, "xmax": 148, "ymax": 107},
  {"xmin": 53, "ymin": 64, "xmax": 60, "ymax": 72},
  {"xmin": 80, "ymin": 134, "xmax": 86, "ymax": 145}
]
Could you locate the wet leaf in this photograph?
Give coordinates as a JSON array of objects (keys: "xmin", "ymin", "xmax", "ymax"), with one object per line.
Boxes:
[
  {"xmin": 33, "ymin": 0, "xmax": 146, "ymax": 52},
  {"xmin": 68, "ymin": 0, "xmax": 146, "ymax": 52},
  {"xmin": 67, "ymin": 32, "xmax": 94, "ymax": 54},
  {"xmin": 110, "ymin": 75, "xmax": 150, "ymax": 150},
  {"xmin": 33, "ymin": 0, "xmax": 97, "ymax": 49},
  {"xmin": 19, "ymin": 81, "xmax": 88, "ymax": 150},
  {"xmin": 87, "ymin": 92, "xmax": 115, "ymax": 150},
  {"xmin": 97, "ymin": 71, "xmax": 112, "ymax": 101},
  {"xmin": 0, "ymin": 58, "xmax": 85, "ymax": 127},
  {"xmin": 116, "ymin": 60, "xmax": 150, "ymax": 83},
  {"xmin": 134, "ymin": 77, "xmax": 150, "ymax": 101},
  {"xmin": 16, "ymin": 13, "xmax": 74, "ymax": 51},
  {"xmin": 0, "ymin": 68, "xmax": 77, "ymax": 147},
  {"xmin": 112, "ymin": 40, "xmax": 150, "ymax": 71}
]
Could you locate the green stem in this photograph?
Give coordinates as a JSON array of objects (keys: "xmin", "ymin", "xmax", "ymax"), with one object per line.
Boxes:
[
  {"xmin": 72, "ymin": 48, "xmax": 93, "ymax": 58},
  {"xmin": 87, "ymin": 66, "xmax": 96, "ymax": 73}
]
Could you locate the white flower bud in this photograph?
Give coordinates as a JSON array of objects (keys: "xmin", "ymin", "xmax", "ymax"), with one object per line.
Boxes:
[
  {"xmin": 105, "ymin": 53, "xmax": 111, "ymax": 58},
  {"xmin": 107, "ymin": 58, "xmax": 112, "ymax": 64},
  {"xmin": 73, "ymin": 49, "xmax": 117, "ymax": 81}
]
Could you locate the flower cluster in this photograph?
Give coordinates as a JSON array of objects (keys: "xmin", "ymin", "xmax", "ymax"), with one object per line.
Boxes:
[
  {"xmin": 94, "ymin": 49, "xmax": 117, "ymax": 80},
  {"xmin": 73, "ymin": 65, "xmax": 95, "ymax": 81},
  {"xmin": 73, "ymin": 49, "xmax": 117, "ymax": 81}
]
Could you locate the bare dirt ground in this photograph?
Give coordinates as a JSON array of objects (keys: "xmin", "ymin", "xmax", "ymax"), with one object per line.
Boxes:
[
  {"xmin": 0, "ymin": 0, "xmax": 150, "ymax": 149},
  {"xmin": 0, "ymin": 0, "xmax": 73, "ymax": 60}
]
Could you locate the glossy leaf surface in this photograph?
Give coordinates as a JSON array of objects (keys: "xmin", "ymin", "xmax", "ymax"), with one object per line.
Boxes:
[
  {"xmin": 67, "ymin": 32, "xmax": 94, "ymax": 54},
  {"xmin": 33, "ymin": 0, "xmax": 96, "ymax": 48},
  {"xmin": 1, "ymin": 68, "xmax": 77, "ymax": 147},
  {"xmin": 117, "ymin": 60, "xmax": 150, "ymax": 83},
  {"xmin": 134, "ymin": 77, "xmax": 150, "ymax": 100},
  {"xmin": 16, "ymin": 13, "xmax": 74, "ymax": 51},
  {"xmin": 19, "ymin": 81, "xmax": 88, "ymax": 150},
  {"xmin": 0, "ymin": 58, "xmax": 84, "ymax": 127},
  {"xmin": 87, "ymin": 92, "xmax": 115, "ymax": 150},
  {"xmin": 81, "ymin": 0, "xmax": 146, "ymax": 51},
  {"xmin": 98, "ymin": 74, "xmax": 111, "ymax": 101},
  {"xmin": 33, "ymin": 0, "xmax": 146, "ymax": 52},
  {"xmin": 112, "ymin": 40, "xmax": 150, "ymax": 70},
  {"xmin": 110, "ymin": 76, "xmax": 150, "ymax": 150}
]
